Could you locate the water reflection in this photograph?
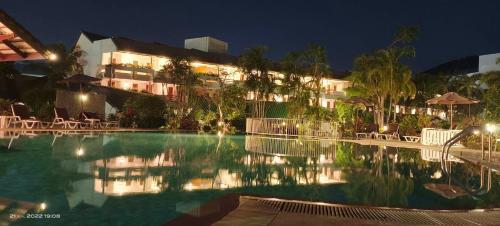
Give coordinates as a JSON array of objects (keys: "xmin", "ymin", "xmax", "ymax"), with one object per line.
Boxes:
[{"xmin": 0, "ymin": 132, "xmax": 499, "ymax": 210}]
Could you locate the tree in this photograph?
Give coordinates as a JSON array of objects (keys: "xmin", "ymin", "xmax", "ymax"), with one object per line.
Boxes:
[
  {"xmin": 280, "ymin": 51, "xmax": 310, "ymax": 119},
  {"xmin": 349, "ymin": 53, "xmax": 391, "ymax": 127},
  {"xmin": 0, "ymin": 62, "xmax": 19, "ymax": 99},
  {"xmin": 381, "ymin": 27, "xmax": 418, "ymax": 122},
  {"xmin": 302, "ymin": 44, "xmax": 330, "ymax": 118},
  {"xmin": 454, "ymin": 73, "xmax": 481, "ymax": 98},
  {"xmin": 239, "ymin": 46, "xmax": 275, "ymax": 118},
  {"xmin": 209, "ymin": 67, "xmax": 247, "ymax": 132},
  {"xmin": 159, "ymin": 56, "xmax": 201, "ymax": 123},
  {"xmin": 23, "ymin": 43, "xmax": 82, "ymax": 88},
  {"xmin": 480, "ymin": 70, "xmax": 500, "ymax": 121},
  {"xmin": 349, "ymin": 27, "xmax": 418, "ymax": 126}
]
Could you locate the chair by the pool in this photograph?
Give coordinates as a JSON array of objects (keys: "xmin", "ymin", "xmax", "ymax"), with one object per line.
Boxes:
[
  {"xmin": 82, "ymin": 112, "xmax": 119, "ymax": 129},
  {"xmin": 10, "ymin": 103, "xmax": 41, "ymax": 129},
  {"xmin": 376, "ymin": 123, "xmax": 400, "ymax": 140},
  {"xmin": 356, "ymin": 123, "xmax": 378, "ymax": 139},
  {"xmin": 53, "ymin": 108, "xmax": 81, "ymax": 129},
  {"xmin": 403, "ymin": 128, "xmax": 421, "ymax": 143}
]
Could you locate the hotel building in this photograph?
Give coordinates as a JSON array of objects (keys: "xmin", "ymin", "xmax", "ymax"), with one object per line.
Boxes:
[{"xmin": 75, "ymin": 31, "xmax": 350, "ymax": 109}]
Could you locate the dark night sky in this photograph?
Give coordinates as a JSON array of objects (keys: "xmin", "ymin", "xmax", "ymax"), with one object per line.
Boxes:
[{"xmin": 2, "ymin": 0, "xmax": 500, "ymax": 72}]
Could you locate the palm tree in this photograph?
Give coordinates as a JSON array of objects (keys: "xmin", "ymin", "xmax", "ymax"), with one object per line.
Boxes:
[
  {"xmin": 280, "ymin": 51, "xmax": 310, "ymax": 119},
  {"xmin": 303, "ymin": 44, "xmax": 330, "ymax": 118},
  {"xmin": 455, "ymin": 73, "xmax": 480, "ymax": 98},
  {"xmin": 159, "ymin": 56, "xmax": 200, "ymax": 123},
  {"xmin": 349, "ymin": 53, "xmax": 391, "ymax": 127},
  {"xmin": 239, "ymin": 46, "xmax": 274, "ymax": 118}
]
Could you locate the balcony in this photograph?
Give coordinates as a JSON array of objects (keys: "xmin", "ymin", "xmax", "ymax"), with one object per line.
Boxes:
[{"xmin": 100, "ymin": 64, "xmax": 154, "ymax": 81}]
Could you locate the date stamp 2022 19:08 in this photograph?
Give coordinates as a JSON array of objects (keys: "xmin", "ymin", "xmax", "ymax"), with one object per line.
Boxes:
[{"xmin": 10, "ymin": 213, "xmax": 62, "ymax": 220}]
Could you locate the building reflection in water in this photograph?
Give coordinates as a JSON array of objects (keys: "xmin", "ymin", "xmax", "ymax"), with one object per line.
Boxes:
[{"xmin": 57, "ymin": 134, "xmax": 346, "ymax": 197}]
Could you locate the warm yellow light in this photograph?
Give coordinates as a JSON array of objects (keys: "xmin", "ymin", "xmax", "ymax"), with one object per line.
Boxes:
[
  {"xmin": 486, "ymin": 124, "xmax": 496, "ymax": 133},
  {"xmin": 122, "ymin": 82, "xmax": 131, "ymax": 90},
  {"xmin": 473, "ymin": 130, "xmax": 480, "ymax": 135},
  {"xmin": 383, "ymin": 125, "xmax": 388, "ymax": 131},
  {"xmin": 411, "ymin": 108, "xmax": 416, "ymax": 115},
  {"xmin": 48, "ymin": 53, "xmax": 57, "ymax": 61},
  {"xmin": 296, "ymin": 123, "xmax": 300, "ymax": 128},
  {"xmin": 76, "ymin": 148, "xmax": 84, "ymax": 156},
  {"xmin": 281, "ymin": 122, "xmax": 286, "ymax": 126},
  {"xmin": 40, "ymin": 202, "xmax": 47, "ymax": 211},
  {"xmin": 80, "ymin": 94, "xmax": 88, "ymax": 102}
]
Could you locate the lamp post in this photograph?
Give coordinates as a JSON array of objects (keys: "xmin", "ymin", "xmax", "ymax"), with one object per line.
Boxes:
[{"xmin": 485, "ymin": 123, "xmax": 496, "ymax": 162}]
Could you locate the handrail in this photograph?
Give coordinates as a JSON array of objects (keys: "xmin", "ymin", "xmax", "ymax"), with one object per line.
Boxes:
[
  {"xmin": 440, "ymin": 125, "xmax": 492, "ymax": 196},
  {"xmin": 440, "ymin": 126, "xmax": 480, "ymax": 173}
]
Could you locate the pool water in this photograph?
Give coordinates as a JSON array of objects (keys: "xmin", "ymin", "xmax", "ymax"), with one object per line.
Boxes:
[{"xmin": 0, "ymin": 132, "xmax": 499, "ymax": 225}]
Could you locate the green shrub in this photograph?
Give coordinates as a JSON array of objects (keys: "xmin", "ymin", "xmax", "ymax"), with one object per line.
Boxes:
[
  {"xmin": 417, "ymin": 114, "xmax": 433, "ymax": 128},
  {"xmin": 0, "ymin": 98, "xmax": 13, "ymax": 115},
  {"xmin": 122, "ymin": 95, "xmax": 166, "ymax": 128},
  {"xmin": 399, "ymin": 115, "xmax": 419, "ymax": 136},
  {"xmin": 20, "ymin": 87, "xmax": 55, "ymax": 116}
]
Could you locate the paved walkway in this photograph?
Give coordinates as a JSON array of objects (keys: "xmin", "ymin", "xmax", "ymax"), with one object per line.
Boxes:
[
  {"xmin": 213, "ymin": 196, "xmax": 500, "ymax": 226},
  {"xmin": 341, "ymin": 138, "xmax": 500, "ymax": 170}
]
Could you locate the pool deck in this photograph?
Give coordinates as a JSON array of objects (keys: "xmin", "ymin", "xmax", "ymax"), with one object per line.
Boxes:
[
  {"xmin": 212, "ymin": 196, "xmax": 500, "ymax": 226},
  {"xmin": 340, "ymin": 138, "xmax": 500, "ymax": 170}
]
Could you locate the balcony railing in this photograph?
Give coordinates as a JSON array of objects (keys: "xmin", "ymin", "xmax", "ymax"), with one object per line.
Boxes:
[{"xmin": 100, "ymin": 64, "xmax": 154, "ymax": 81}]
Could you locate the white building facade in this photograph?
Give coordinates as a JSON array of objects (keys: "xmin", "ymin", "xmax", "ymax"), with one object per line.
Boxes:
[{"xmin": 76, "ymin": 31, "xmax": 349, "ymax": 109}]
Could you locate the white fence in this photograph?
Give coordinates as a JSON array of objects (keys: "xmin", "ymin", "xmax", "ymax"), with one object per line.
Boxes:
[
  {"xmin": 246, "ymin": 118, "xmax": 338, "ymax": 138},
  {"xmin": 245, "ymin": 135, "xmax": 337, "ymax": 157}
]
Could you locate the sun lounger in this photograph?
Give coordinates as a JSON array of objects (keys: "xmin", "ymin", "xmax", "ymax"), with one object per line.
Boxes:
[
  {"xmin": 10, "ymin": 103, "xmax": 42, "ymax": 129},
  {"xmin": 356, "ymin": 123, "xmax": 378, "ymax": 139},
  {"xmin": 81, "ymin": 112, "xmax": 119, "ymax": 129},
  {"xmin": 52, "ymin": 108, "xmax": 81, "ymax": 129},
  {"xmin": 376, "ymin": 123, "xmax": 400, "ymax": 140}
]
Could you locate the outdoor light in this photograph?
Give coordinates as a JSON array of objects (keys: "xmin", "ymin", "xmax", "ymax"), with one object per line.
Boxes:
[
  {"xmin": 80, "ymin": 94, "xmax": 88, "ymax": 102},
  {"xmin": 427, "ymin": 108, "xmax": 432, "ymax": 115},
  {"xmin": 217, "ymin": 121, "xmax": 223, "ymax": 126},
  {"xmin": 296, "ymin": 123, "xmax": 300, "ymax": 128},
  {"xmin": 395, "ymin": 105, "xmax": 400, "ymax": 113},
  {"xmin": 282, "ymin": 122, "xmax": 286, "ymax": 126},
  {"xmin": 411, "ymin": 108, "xmax": 416, "ymax": 115},
  {"xmin": 48, "ymin": 52, "xmax": 57, "ymax": 61},
  {"xmin": 76, "ymin": 148, "xmax": 84, "ymax": 156},
  {"xmin": 473, "ymin": 130, "xmax": 480, "ymax": 135},
  {"xmin": 40, "ymin": 202, "xmax": 47, "ymax": 211},
  {"xmin": 217, "ymin": 131, "xmax": 223, "ymax": 137},
  {"xmin": 486, "ymin": 123, "xmax": 496, "ymax": 133},
  {"xmin": 123, "ymin": 82, "xmax": 131, "ymax": 90},
  {"xmin": 383, "ymin": 125, "xmax": 388, "ymax": 131}
]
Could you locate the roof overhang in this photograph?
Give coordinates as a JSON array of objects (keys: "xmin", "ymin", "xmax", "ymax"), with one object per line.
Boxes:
[{"xmin": 0, "ymin": 9, "xmax": 49, "ymax": 62}]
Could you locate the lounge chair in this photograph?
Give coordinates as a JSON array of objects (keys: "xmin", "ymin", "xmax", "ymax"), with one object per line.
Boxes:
[
  {"xmin": 376, "ymin": 123, "xmax": 400, "ymax": 140},
  {"xmin": 356, "ymin": 123, "xmax": 378, "ymax": 139},
  {"xmin": 52, "ymin": 108, "xmax": 81, "ymax": 129},
  {"xmin": 10, "ymin": 103, "xmax": 41, "ymax": 129},
  {"xmin": 403, "ymin": 128, "xmax": 421, "ymax": 143},
  {"xmin": 82, "ymin": 112, "xmax": 119, "ymax": 129},
  {"xmin": 79, "ymin": 111, "xmax": 100, "ymax": 129}
]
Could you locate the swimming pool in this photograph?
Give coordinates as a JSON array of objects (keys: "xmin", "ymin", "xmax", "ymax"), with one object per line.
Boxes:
[{"xmin": 0, "ymin": 132, "xmax": 498, "ymax": 225}]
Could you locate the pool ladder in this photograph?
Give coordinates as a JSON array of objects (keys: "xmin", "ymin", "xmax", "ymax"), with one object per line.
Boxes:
[{"xmin": 440, "ymin": 125, "xmax": 495, "ymax": 195}]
